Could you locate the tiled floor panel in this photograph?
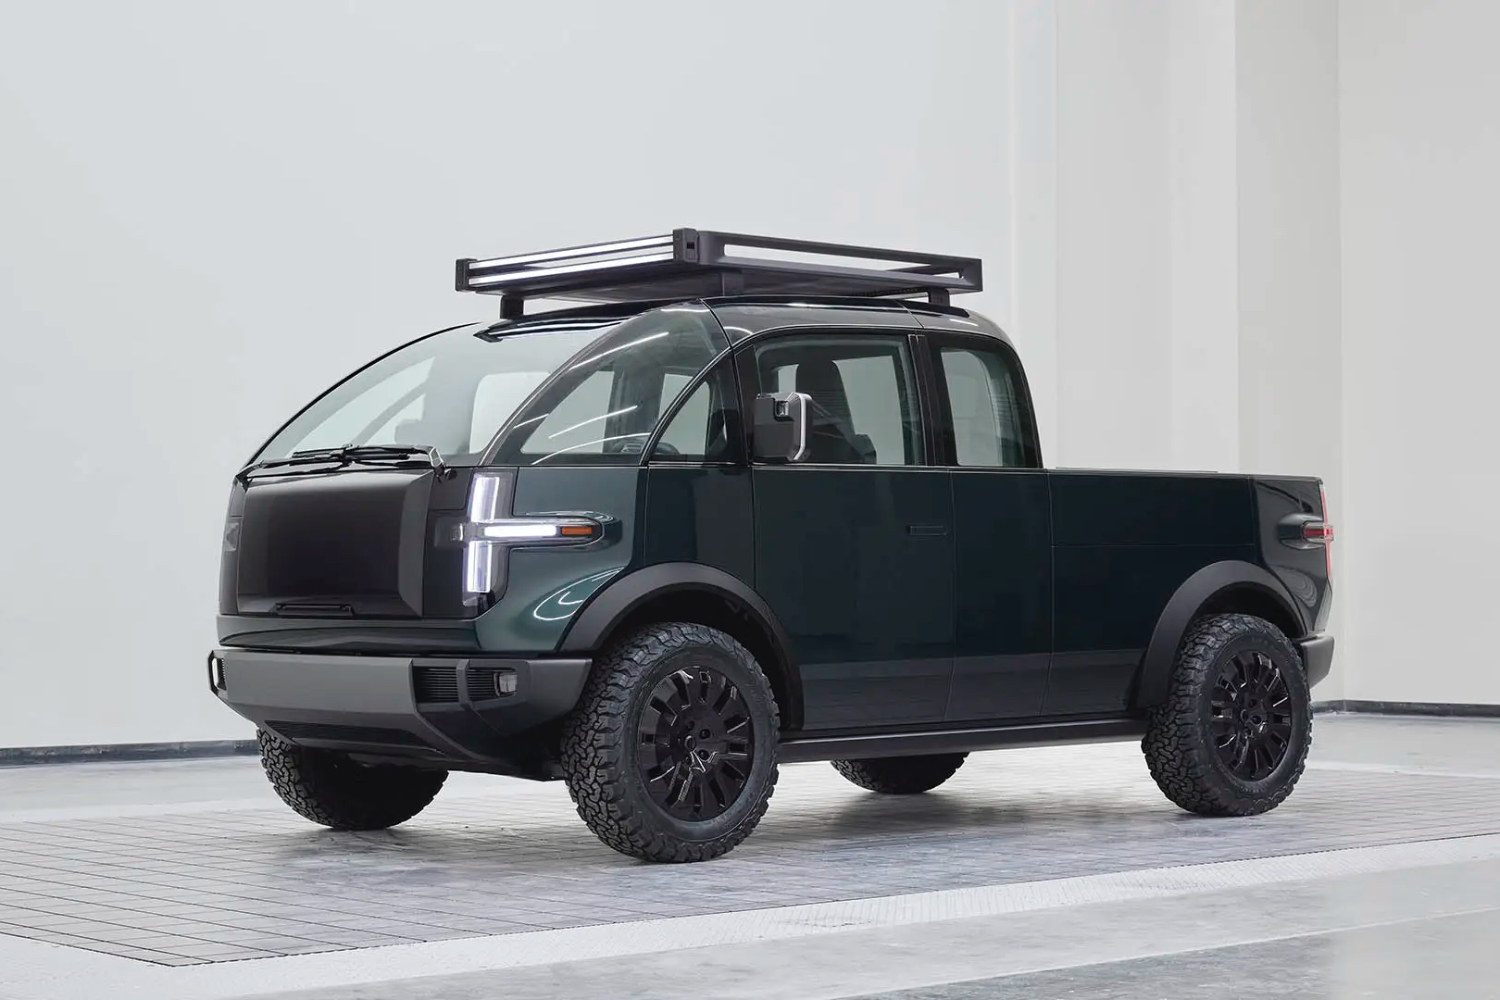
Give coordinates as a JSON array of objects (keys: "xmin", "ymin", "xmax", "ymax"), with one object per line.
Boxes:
[{"xmin": 1, "ymin": 730, "xmax": 1498, "ymax": 967}]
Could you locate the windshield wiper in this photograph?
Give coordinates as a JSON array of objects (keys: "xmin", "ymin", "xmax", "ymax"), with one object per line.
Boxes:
[{"xmin": 237, "ymin": 444, "xmax": 445, "ymax": 482}]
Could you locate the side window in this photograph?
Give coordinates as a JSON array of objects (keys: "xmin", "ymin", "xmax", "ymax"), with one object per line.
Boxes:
[
  {"xmin": 494, "ymin": 307, "xmax": 728, "ymax": 465},
  {"xmin": 521, "ymin": 370, "xmax": 617, "ymax": 458},
  {"xmin": 753, "ymin": 335, "xmax": 921, "ymax": 466},
  {"xmin": 659, "ymin": 372, "xmax": 692, "ymax": 413},
  {"xmin": 651, "ymin": 359, "xmax": 739, "ymax": 463},
  {"xmin": 939, "ymin": 344, "xmax": 1037, "ymax": 468}
]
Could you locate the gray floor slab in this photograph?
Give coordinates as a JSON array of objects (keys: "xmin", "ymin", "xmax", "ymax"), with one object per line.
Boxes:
[
  {"xmin": 209, "ymin": 850, "xmax": 1500, "ymax": 1000},
  {"xmin": 848, "ymin": 905, "xmax": 1500, "ymax": 1000},
  {"xmin": 0, "ymin": 716, "xmax": 1495, "ymax": 988}
]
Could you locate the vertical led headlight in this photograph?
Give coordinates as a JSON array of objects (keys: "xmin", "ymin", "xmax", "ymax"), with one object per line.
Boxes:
[
  {"xmin": 460, "ymin": 470, "xmax": 603, "ymax": 609},
  {"xmin": 463, "ymin": 471, "xmax": 511, "ymax": 606}
]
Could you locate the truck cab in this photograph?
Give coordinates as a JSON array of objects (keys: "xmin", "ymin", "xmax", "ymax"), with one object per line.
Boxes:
[{"xmin": 213, "ymin": 230, "xmax": 1334, "ymax": 861}]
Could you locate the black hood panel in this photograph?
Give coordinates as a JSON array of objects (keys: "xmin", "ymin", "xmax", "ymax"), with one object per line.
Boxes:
[{"xmin": 236, "ymin": 470, "xmax": 433, "ymax": 618}]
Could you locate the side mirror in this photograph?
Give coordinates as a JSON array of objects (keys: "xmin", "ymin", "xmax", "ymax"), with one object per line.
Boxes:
[{"xmin": 752, "ymin": 391, "xmax": 810, "ymax": 463}]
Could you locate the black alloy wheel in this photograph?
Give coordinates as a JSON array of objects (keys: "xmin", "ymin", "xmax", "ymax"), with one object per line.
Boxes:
[
  {"xmin": 1142, "ymin": 612, "xmax": 1312, "ymax": 817},
  {"xmin": 638, "ymin": 666, "xmax": 754, "ymax": 821},
  {"xmin": 560, "ymin": 621, "xmax": 780, "ymax": 862},
  {"xmin": 1210, "ymin": 649, "xmax": 1293, "ymax": 781}
]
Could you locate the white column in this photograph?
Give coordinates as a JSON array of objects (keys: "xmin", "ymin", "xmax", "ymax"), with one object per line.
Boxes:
[
  {"xmin": 1168, "ymin": 0, "xmax": 1241, "ymax": 473},
  {"xmin": 1052, "ymin": 0, "xmax": 1175, "ymax": 470},
  {"xmin": 1013, "ymin": 0, "xmax": 1344, "ymax": 690},
  {"xmin": 1340, "ymin": 0, "xmax": 1500, "ymax": 705},
  {"xmin": 1009, "ymin": 0, "xmax": 1059, "ymax": 463},
  {"xmin": 1235, "ymin": 0, "xmax": 1344, "ymax": 695}
]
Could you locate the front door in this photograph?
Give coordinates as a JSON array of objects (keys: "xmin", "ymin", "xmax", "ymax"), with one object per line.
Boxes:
[{"xmin": 745, "ymin": 332, "xmax": 954, "ymax": 732}]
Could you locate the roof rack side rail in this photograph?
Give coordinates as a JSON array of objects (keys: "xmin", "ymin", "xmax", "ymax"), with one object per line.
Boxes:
[{"xmin": 455, "ymin": 228, "xmax": 982, "ymax": 317}]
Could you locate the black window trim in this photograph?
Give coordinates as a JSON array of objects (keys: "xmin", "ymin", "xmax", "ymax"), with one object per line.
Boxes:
[
  {"xmin": 732, "ymin": 326, "xmax": 939, "ymax": 470},
  {"xmin": 923, "ymin": 330, "xmax": 1045, "ymax": 470}
]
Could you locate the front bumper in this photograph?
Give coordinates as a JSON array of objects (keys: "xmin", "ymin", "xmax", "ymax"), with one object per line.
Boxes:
[
  {"xmin": 1297, "ymin": 634, "xmax": 1335, "ymax": 689},
  {"xmin": 209, "ymin": 650, "xmax": 590, "ymax": 775}
]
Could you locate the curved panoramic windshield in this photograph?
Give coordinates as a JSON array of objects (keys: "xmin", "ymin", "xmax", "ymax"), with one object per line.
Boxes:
[{"xmin": 254, "ymin": 305, "xmax": 727, "ymax": 467}]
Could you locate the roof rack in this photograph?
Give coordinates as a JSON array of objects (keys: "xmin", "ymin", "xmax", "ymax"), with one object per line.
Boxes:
[{"xmin": 455, "ymin": 228, "xmax": 982, "ymax": 318}]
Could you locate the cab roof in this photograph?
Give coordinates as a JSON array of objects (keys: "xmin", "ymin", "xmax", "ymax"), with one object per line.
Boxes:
[{"xmin": 477, "ymin": 295, "xmax": 1014, "ymax": 350}]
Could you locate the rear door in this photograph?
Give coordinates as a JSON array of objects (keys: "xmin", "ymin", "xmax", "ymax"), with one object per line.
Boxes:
[
  {"xmin": 924, "ymin": 332, "xmax": 1053, "ymax": 721},
  {"xmin": 743, "ymin": 331, "xmax": 955, "ymax": 732}
]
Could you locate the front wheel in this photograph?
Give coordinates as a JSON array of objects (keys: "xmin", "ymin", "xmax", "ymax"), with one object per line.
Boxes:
[
  {"xmin": 560, "ymin": 622, "xmax": 780, "ymax": 862},
  {"xmin": 258, "ymin": 731, "xmax": 447, "ymax": 830},
  {"xmin": 1142, "ymin": 613, "xmax": 1312, "ymax": 816}
]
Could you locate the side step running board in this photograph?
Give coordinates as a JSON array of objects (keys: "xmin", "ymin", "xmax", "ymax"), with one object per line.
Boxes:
[{"xmin": 778, "ymin": 717, "xmax": 1148, "ymax": 763}]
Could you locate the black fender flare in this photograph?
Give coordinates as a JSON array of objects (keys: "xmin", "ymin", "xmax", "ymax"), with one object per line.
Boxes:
[
  {"xmin": 1134, "ymin": 560, "xmax": 1307, "ymax": 708},
  {"xmin": 557, "ymin": 562, "xmax": 803, "ymax": 729}
]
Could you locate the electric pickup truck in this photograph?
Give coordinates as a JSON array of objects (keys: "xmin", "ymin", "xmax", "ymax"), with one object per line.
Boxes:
[{"xmin": 211, "ymin": 229, "xmax": 1335, "ymax": 862}]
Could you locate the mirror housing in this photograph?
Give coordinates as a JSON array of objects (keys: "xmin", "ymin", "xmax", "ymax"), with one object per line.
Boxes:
[{"xmin": 751, "ymin": 391, "xmax": 810, "ymax": 463}]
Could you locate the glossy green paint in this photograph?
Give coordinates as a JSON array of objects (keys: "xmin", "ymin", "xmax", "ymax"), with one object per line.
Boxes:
[
  {"xmin": 906, "ymin": 305, "xmax": 1017, "ymax": 347},
  {"xmin": 640, "ymin": 466, "xmax": 755, "ymax": 585},
  {"xmin": 752, "ymin": 465, "xmax": 955, "ymax": 732},
  {"xmin": 474, "ymin": 466, "xmax": 642, "ymax": 653},
  {"xmin": 949, "ymin": 469, "xmax": 1053, "ymax": 721},
  {"xmin": 1043, "ymin": 471, "xmax": 1258, "ymax": 715}
]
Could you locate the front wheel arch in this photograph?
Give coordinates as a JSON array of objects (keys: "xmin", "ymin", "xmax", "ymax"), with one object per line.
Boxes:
[{"xmin": 557, "ymin": 563, "xmax": 803, "ymax": 731}]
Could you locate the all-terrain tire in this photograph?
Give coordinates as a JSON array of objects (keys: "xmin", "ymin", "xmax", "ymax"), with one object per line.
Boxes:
[
  {"xmin": 1142, "ymin": 613, "xmax": 1312, "ymax": 817},
  {"xmin": 560, "ymin": 622, "xmax": 780, "ymax": 863},
  {"xmin": 258, "ymin": 730, "xmax": 447, "ymax": 830},
  {"xmin": 831, "ymin": 753, "xmax": 968, "ymax": 794}
]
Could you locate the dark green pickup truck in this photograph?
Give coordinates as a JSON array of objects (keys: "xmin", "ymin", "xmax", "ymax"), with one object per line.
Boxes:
[{"xmin": 211, "ymin": 230, "xmax": 1334, "ymax": 862}]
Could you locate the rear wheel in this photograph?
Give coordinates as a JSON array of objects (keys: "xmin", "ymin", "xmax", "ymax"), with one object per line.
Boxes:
[
  {"xmin": 560, "ymin": 622, "xmax": 779, "ymax": 863},
  {"xmin": 831, "ymin": 753, "xmax": 968, "ymax": 794},
  {"xmin": 1142, "ymin": 613, "xmax": 1311, "ymax": 816},
  {"xmin": 257, "ymin": 730, "xmax": 447, "ymax": 830}
]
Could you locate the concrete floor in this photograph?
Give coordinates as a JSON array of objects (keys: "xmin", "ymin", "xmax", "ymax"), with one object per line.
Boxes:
[{"xmin": 0, "ymin": 714, "xmax": 1496, "ymax": 999}]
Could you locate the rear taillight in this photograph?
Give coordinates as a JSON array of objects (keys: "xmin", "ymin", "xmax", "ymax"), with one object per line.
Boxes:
[
  {"xmin": 1301, "ymin": 522, "xmax": 1335, "ymax": 543},
  {"xmin": 1314, "ymin": 485, "xmax": 1334, "ymax": 578},
  {"xmin": 460, "ymin": 472, "xmax": 603, "ymax": 608}
]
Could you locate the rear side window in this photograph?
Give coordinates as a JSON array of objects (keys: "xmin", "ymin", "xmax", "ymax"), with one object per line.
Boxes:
[{"xmin": 939, "ymin": 344, "xmax": 1038, "ymax": 468}]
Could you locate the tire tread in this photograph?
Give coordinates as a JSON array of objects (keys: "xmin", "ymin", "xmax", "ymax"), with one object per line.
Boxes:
[
  {"xmin": 258, "ymin": 731, "xmax": 446, "ymax": 831},
  {"xmin": 831, "ymin": 754, "xmax": 968, "ymax": 794},
  {"xmin": 1142, "ymin": 613, "xmax": 1311, "ymax": 816},
  {"xmin": 560, "ymin": 622, "xmax": 779, "ymax": 863}
]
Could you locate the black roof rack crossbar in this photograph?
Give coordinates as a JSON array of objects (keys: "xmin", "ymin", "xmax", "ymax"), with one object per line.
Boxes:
[{"xmin": 455, "ymin": 228, "xmax": 982, "ymax": 317}]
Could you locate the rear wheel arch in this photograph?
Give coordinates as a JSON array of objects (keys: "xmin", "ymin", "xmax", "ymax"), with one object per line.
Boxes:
[
  {"xmin": 557, "ymin": 562, "xmax": 803, "ymax": 731},
  {"xmin": 1134, "ymin": 561, "xmax": 1306, "ymax": 709}
]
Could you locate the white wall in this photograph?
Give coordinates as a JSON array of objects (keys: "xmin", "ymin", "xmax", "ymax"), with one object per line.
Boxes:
[
  {"xmin": 1339, "ymin": 1, "xmax": 1500, "ymax": 704},
  {"xmin": 4, "ymin": 0, "xmax": 1496, "ymax": 749},
  {"xmin": 0, "ymin": 0, "xmax": 1014, "ymax": 747}
]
